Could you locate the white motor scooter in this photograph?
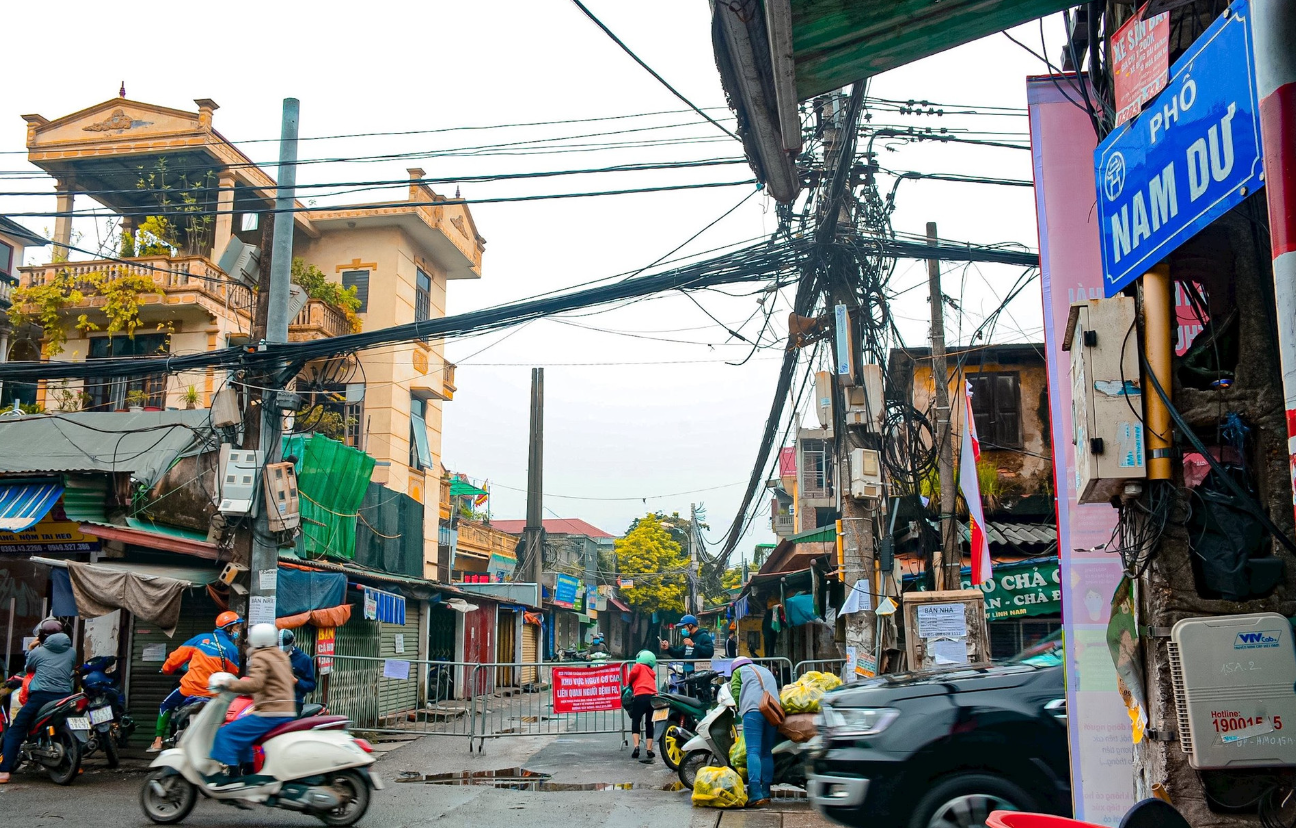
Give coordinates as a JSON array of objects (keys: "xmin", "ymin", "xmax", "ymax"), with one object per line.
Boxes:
[
  {"xmin": 139, "ymin": 673, "xmax": 383, "ymax": 826},
  {"xmin": 676, "ymin": 681, "xmax": 806, "ymax": 791}
]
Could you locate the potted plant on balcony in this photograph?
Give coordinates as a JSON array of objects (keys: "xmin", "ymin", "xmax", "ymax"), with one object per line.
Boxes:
[
  {"xmin": 182, "ymin": 385, "xmax": 200, "ymax": 410},
  {"xmin": 125, "ymin": 389, "xmax": 148, "ymax": 412},
  {"xmin": 291, "ymin": 259, "xmax": 363, "ymax": 332}
]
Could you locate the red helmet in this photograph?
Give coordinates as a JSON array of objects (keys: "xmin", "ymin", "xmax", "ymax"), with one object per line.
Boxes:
[
  {"xmin": 216, "ymin": 611, "xmax": 243, "ymax": 630},
  {"xmin": 35, "ymin": 618, "xmax": 64, "ymax": 642}
]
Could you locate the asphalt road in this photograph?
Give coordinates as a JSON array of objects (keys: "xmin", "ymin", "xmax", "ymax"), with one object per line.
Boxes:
[{"xmin": 0, "ymin": 731, "xmax": 833, "ymax": 828}]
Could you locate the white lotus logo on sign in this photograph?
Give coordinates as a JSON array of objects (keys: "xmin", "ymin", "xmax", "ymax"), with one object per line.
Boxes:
[{"xmin": 1104, "ymin": 152, "xmax": 1127, "ymax": 202}]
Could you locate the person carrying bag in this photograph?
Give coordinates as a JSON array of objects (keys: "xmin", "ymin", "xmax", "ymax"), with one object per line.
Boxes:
[{"xmin": 728, "ymin": 657, "xmax": 783, "ymax": 808}]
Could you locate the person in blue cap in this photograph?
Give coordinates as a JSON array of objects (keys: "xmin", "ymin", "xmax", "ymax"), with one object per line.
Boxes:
[{"xmin": 660, "ymin": 614, "xmax": 713, "ymax": 675}]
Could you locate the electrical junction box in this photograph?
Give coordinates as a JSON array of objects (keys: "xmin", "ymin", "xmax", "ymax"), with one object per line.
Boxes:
[
  {"xmin": 263, "ymin": 461, "xmax": 300, "ymax": 532},
  {"xmin": 1064, "ymin": 297, "xmax": 1145, "ymax": 503},
  {"xmin": 218, "ymin": 448, "xmax": 262, "ymax": 516},
  {"xmin": 849, "ymin": 448, "xmax": 883, "ymax": 500},
  {"xmin": 845, "ymin": 363, "xmax": 884, "ymax": 432},
  {"xmin": 1169, "ymin": 613, "xmax": 1296, "ymax": 769},
  {"xmin": 815, "ymin": 371, "xmax": 833, "ymax": 429},
  {"xmin": 210, "ymin": 386, "xmax": 241, "ymax": 429}
]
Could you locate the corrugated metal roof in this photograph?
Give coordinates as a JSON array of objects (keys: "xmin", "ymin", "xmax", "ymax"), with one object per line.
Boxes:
[
  {"xmin": 490, "ymin": 518, "xmax": 615, "ymax": 539},
  {"xmin": 0, "ymin": 482, "xmax": 62, "ymax": 531},
  {"xmin": 958, "ymin": 520, "xmax": 1056, "ymax": 550},
  {"xmin": 62, "ymin": 477, "xmax": 108, "ymax": 523},
  {"xmin": 0, "ymin": 411, "xmax": 214, "ymax": 486}
]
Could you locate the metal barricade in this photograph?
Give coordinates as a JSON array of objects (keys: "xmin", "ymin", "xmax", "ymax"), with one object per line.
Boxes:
[
  {"xmin": 469, "ymin": 660, "xmax": 628, "ymax": 752},
  {"xmin": 794, "ymin": 659, "xmax": 847, "ymax": 679},
  {"xmin": 319, "ymin": 654, "xmax": 477, "ymax": 739}
]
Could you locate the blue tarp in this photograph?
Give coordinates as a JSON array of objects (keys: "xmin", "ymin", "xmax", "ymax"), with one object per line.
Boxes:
[
  {"xmin": 785, "ymin": 593, "xmax": 820, "ymax": 626},
  {"xmin": 276, "ymin": 567, "xmax": 346, "ymax": 618},
  {"xmin": 51, "ymin": 567, "xmax": 77, "ymax": 616}
]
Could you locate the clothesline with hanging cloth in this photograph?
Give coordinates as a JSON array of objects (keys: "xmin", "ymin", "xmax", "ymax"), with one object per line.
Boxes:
[
  {"xmin": 362, "ymin": 585, "xmax": 406, "ymax": 625},
  {"xmin": 32, "ymin": 557, "xmax": 219, "ymax": 637},
  {"xmin": 274, "ymin": 565, "xmax": 352, "ymax": 630}
]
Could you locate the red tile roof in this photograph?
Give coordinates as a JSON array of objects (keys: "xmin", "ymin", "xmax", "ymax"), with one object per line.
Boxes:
[{"xmin": 489, "ymin": 518, "xmax": 616, "ymax": 539}]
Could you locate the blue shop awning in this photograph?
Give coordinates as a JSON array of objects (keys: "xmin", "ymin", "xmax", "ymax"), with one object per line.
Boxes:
[{"xmin": 0, "ymin": 482, "xmax": 63, "ymax": 532}]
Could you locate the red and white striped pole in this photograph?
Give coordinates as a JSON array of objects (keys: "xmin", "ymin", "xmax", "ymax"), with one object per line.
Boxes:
[{"xmin": 1254, "ymin": 0, "xmax": 1296, "ymax": 522}]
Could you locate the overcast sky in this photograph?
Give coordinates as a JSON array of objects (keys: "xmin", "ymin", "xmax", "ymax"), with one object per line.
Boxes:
[{"xmin": 0, "ymin": 2, "xmax": 1068, "ymax": 561}]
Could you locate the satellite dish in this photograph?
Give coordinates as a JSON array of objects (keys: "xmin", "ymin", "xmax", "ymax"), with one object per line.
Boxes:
[{"xmin": 216, "ymin": 237, "xmax": 260, "ymax": 286}]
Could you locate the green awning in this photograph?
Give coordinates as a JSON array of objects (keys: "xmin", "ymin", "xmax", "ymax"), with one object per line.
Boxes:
[
  {"xmin": 284, "ymin": 434, "xmax": 375, "ymax": 561},
  {"xmin": 788, "ymin": 525, "xmax": 836, "ymax": 544},
  {"xmin": 450, "ymin": 480, "xmax": 487, "ymax": 498},
  {"xmin": 790, "ymin": 0, "xmax": 1076, "ymax": 99},
  {"xmin": 961, "ymin": 559, "xmax": 1060, "ymax": 622}
]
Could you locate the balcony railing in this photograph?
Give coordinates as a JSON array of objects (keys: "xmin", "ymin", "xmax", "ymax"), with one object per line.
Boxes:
[
  {"xmin": 0, "ymin": 275, "xmax": 14, "ymax": 308},
  {"xmin": 18, "ymin": 256, "xmax": 254, "ymax": 316},
  {"xmin": 773, "ymin": 514, "xmax": 795, "ymax": 537},
  {"xmin": 457, "ymin": 520, "xmax": 516, "ymax": 558},
  {"xmin": 289, "ymin": 298, "xmax": 351, "ymax": 341}
]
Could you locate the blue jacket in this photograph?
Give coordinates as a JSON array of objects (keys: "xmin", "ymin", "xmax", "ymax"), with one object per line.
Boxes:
[{"xmin": 289, "ymin": 647, "xmax": 316, "ymax": 706}]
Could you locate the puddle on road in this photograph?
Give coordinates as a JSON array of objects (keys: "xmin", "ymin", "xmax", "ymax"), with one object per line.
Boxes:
[{"xmin": 398, "ymin": 767, "xmax": 650, "ymax": 792}]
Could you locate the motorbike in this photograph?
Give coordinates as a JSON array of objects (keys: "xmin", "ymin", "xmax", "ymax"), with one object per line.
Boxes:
[
  {"xmin": 676, "ymin": 681, "xmax": 808, "ymax": 792},
  {"xmin": 139, "ymin": 677, "xmax": 382, "ymax": 826},
  {"xmin": 649, "ymin": 669, "xmax": 720, "ymax": 771},
  {"xmin": 0, "ymin": 675, "xmax": 87, "ymax": 784},
  {"xmin": 79, "ymin": 656, "xmax": 135, "ymax": 768}
]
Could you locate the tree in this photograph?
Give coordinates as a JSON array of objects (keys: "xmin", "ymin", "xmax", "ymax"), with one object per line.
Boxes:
[{"xmin": 616, "ymin": 513, "xmax": 689, "ymax": 616}]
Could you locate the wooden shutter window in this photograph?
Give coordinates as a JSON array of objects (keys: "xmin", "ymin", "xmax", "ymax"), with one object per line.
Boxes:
[{"xmin": 342, "ymin": 270, "xmax": 369, "ymax": 313}]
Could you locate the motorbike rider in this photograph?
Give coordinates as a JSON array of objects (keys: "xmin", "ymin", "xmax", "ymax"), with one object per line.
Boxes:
[
  {"xmin": 588, "ymin": 633, "xmax": 609, "ymax": 656},
  {"xmin": 205, "ymin": 623, "xmax": 297, "ymax": 787},
  {"xmin": 147, "ymin": 611, "xmax": 242, "ymax": 753},
  {"xmin": 660, "ymin": 614, "xmax": 714, "ymax": 676},
  {"xmin": 278, "ymin": 628, "xmax": 317, "ymax": 713},
  {"xmin": 0, "ymin": 619, "xmax": 75, "ymax": 784}
]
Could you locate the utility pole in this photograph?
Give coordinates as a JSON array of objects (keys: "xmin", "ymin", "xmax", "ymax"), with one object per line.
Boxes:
[
  {"xmin": 926, "ymin": 221, "xmax": 959, "ymax": 590},
  {"xmin": 688, "ymin": 503, "xmax": 700, "ymax": 614},
  {"xmin": 246, "ymin": 98, "xmax": 300, "ymax": 633},
  {"xmin": 524, "ymin": 367, "xmax": 544, "ymax": 585}
]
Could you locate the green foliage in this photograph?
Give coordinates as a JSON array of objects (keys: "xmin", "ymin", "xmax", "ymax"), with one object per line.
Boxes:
[
  {"xmin": 8, "ymin": 267, "xmax": 156, "ymax": 356},
  {"xmin": 721, "ymin": 566, "xmax": 744, "ymax": 592},
  {"xmin": 291, "ymin": 258, "xmax": 363, "ymax": 332},
  {"xmin": 136, "ymin": 158, "xmax": 216, "ymax": 257},
  {"xmin": 312, "ymin": 410, "xmax": 357, "ymax": 442},
  {"xmin": 616, "ymin": 513, "xmax": 689, "ymax": 616},
  {"xmin": 48, "ymin": 384, "xmax": 91, "ymax": 412}
]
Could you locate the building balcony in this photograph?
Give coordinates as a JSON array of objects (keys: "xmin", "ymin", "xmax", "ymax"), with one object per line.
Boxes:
[
  {"xmin": 0, "ymin": 275, "xmax": 15, "ymax": 310},
  {"xmin": 289, "ymin": 298, "xmax": 352, "ymax": 341},
  {"xmin": 773, "ymin": 513, "xmax": 795, "ymax": 538},
  {"xmin": 18, "ymin": 256, "xmax": 253, "ymax": 324},
  {"xmin": 456, "ymin": 520, "xmax": 517, "ymax": 560}
]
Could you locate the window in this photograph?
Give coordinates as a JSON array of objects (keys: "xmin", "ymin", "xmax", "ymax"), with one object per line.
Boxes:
[
  {"xmin": 306, "ymin": 383, "xmax": 364, "ymax": 448},
  {"xmin": 342, "ymin": 270, "xmax": 369, "ymax": 313},
  {"xmin": 0, "ymin": 240, "xmax": 13, "ymax": 278},
  {"xmin": 415, "ymin": 268, "xmax": 431, "ymax": 323},
  {"xmin": 240, "ymin": 213, "xmax": 260, "ymax": 232},
  {"xmin": 409, "ymin": 396, "xmax": 432, "ymax": 470},
  {"xmin": 967, "ymin": 371, "xmax": 1022, "ymax": 449},
  {"xmin": 84, "ymin": 334, "xmax": 170, "ymax": 410},
  {"xmin": 799, "ymin": 438, "xmax": 833, "ymax": 499}
]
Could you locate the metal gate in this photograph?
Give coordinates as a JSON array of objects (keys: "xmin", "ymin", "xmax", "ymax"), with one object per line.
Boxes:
[
  {"xmin": 126, "ymin": 590, "xmax": 220, "ymax": 733},
  {"xmin": 521, "ymin": 623, "xmax": 539, "ymax": 685},
  {"xmin": 496, "ymin": 608, "xmax": 518, "ymax": 688}
]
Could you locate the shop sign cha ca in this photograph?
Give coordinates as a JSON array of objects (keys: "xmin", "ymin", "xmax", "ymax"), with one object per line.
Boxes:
[
  {"xmin": 961, "ymin": 561, "xmax": 1062, "ymax": 621},
  {"xmin": 1096, "ymin": 0, "xmax": 1263, "ymax": 296}
]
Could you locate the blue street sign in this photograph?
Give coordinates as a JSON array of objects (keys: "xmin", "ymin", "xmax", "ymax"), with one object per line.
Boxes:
[
  {"xmin": 1095, "ymin": 0, "xmax": 1263, "ymax": 296},
  {"xmin": 554, "ymin": 573, "xmax": 580, "ymax": 608}
]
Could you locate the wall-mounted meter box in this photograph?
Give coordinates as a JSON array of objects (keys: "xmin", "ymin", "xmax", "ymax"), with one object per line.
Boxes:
[
  {"xmin": 218, "ymin": 448, "xmax": 262, "ymax": 516},
  {"xmin": 1169, "ymin": 613, "xmax": 1296, "ymax": 769},
  {"xmin": 263, "ymin": 461, "xmax": 300, "ymax": 532},
  {"xmin": 1064, "ymin": 297, "xmax": 1146, "ymax": 503},
  {"xmin": 849, "ymin": 448, "xmax": 883, "ymax": 501}
]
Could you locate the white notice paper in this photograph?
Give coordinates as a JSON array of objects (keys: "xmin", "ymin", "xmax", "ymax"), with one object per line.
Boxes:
[
  {"xmin": 394, "ymin": 633, "xmax": 406, "ymax": 654},
  {"xmin": 840, "ymin": 581, "xmax": 873, "ymax": 615},
  {"xmin": 932, "ymin": 638, "xmax": 969, "ymax": 665},
  {"xmin": 141, "ymin": 643, "xmax": 168, "ymax": 663},
  {"xmin": 383, "ymin": 659, "xmax": 411, "ymax": 680},
  {"xmin": 259, "ymin": 569, "xmax": 278, "ymax": 591},
  {"xmin": 844, "ymin": 646, "xmax": 858, "ymax": 680},
  {"xmin": 916, "ymin": 603, "xmax": 967, "ymax": 639},
  {"xmin": 249, "ymin": 595, "xmax": 276, "ymax": 627}
]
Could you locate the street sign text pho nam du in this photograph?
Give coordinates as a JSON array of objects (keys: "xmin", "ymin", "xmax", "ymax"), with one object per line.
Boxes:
[{"xmin": 1096, "ymin": 0, "xmax": 1263, "ymax": 296}]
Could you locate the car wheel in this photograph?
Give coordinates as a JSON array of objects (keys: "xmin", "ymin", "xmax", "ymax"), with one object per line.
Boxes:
[{"xmin": 908, "ymin": 773, "xmax": 1040, "ymax": 828}]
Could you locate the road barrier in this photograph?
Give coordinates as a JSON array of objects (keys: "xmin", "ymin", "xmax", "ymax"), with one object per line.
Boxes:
[{"xmin": 793, "ymin": 659, "xmax": 847, "ymax": 679}]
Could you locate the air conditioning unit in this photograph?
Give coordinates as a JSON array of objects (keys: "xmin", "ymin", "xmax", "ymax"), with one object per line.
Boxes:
[
  {"xmin": 849, "ymin": 448, "xmax": 883, "ymax": 500},
  {"xmin": 215, "ymin": 237, "xmax": 261, "ymax": 286},
  {"xmin": 218, "ymin": 448, "xmax": 262, "ymax": 515},
  {"xmin": 1169, "ymin": 613, "xmax": 1296, "ymax": 769},
  {"xmin": 845, "ymin": 364, "xmax": 884, "ymax": 432},
  {"xmin": 1065, "ymin": 297, "xmax": 1146, "ymax": 503},
  {"xmin": 263, "ymin": 461, "xmax": 300, "ymax": 532},
  {"xmin": 286, "ymin": 283, "xmax": 309, "ymax": 319}
]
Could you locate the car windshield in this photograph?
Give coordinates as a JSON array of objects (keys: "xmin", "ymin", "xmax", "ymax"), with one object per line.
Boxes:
[{"xmin": 1004, "ymin": 629, "xmax": 1064, "ymax": 667}]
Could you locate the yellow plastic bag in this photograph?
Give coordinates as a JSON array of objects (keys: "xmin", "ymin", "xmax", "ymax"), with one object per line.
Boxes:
[
  {"xmin": 780, "ymin": 678, "xmax": 825, "ymax": 714},
  {"xmin": 692, "ymin": 766, "xmax": 749, "ymax": 809},
  {"xmin": 729, "ymin": 734, "xmax": 747, "ymax": 770}
]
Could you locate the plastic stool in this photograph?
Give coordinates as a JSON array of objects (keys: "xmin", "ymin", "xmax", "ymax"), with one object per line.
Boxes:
[{"xmin": 987, "ymin": 812, "xmax": 1108, "ymax": 828}]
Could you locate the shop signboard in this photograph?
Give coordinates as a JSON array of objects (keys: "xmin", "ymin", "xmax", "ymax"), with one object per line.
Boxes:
[
  {"xmin": 1111, "ymin": 4, "xmax": 1171, "ymax": 125},
  {"xmin": 1096, "ymin": 0, "xmax": 1262, "ymax": 296},
  {"xmin": 960, "ymin": 561, "xmax": 1062, "ymax": 621},
  {"xmin": 553, "ymin": 573, "xmax": 579, "ymax": 608},
  {"xmin": 0, "ymin": 512, "xmax": 99, "ymax": 554},
  {"xmin": 316, "ymin": 627, "xmax": 335, "ymax": 675}
]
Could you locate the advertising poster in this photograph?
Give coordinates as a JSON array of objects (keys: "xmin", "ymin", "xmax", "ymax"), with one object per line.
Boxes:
[
  {"xmin": 316, "ymin": 627, "xmax": 335, "ymax": 675},
  {"xmin": 1029, "ymin": 75, "xmax": 1137, "ymax": 825},
  {"xmin": 554, "ymin": 573, "xmax": 580, "ymax": 608},
  {"xmin": 1111, "ymin": 3, "xmax": 1170, "ymax": 125},
  {"xmin": 551, "ymin": 665, "xmax": 623, "ymax": 714}
]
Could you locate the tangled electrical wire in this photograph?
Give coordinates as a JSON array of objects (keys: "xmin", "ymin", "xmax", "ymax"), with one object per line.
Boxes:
[{"xmin": 1106, "ymin": 479, "xmax": 1180, "ymax": 579}]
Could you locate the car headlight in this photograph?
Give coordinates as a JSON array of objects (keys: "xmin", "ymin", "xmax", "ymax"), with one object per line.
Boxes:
[{"xmin": 819, "ymin": 703, "xmax": 900, "ymax": 737}]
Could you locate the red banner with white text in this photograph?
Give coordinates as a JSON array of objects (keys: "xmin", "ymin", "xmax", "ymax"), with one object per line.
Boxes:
[{"xmin": 552, "ymin": 665, "xmax": 623, "ymax": 714}]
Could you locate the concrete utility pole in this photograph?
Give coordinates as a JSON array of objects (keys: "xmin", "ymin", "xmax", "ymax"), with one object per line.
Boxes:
[
  {"xmin": 524, "ymin": 367, "xmax": 545, "ymax": 585},
  {"xmin": 926, "ymin": 222, "xmax": 959, "ymax": 590},
  {"xmin": 246, "ymin": 98, "xmax": 300, "ymax": 632}
]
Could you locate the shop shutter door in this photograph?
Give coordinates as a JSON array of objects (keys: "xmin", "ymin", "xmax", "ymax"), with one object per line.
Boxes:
[
  {"xmin": 126, "ymin": 590, "xmax": 219, "ymax": 734},
  {"xmin": 378, "ymin": 598, "xmax": 420, "ymax": 716},
  {"xmin": 521, "ymin": 624, "xmax": 539, "ymax": 684}
]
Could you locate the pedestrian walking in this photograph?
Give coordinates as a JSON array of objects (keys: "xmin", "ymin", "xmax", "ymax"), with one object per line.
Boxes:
[
  {"xmin": 626, "ymin": 650, "xmax": 658, "ymax": 763},
  {"xmin": 729, "ymin": 656, "xmax": 779, "ymax": 808}
]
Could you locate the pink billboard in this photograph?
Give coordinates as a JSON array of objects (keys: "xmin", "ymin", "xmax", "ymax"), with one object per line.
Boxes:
[{"xmin": 1028, "ymin": 75, "xmax": 1136, "ymax": 825}]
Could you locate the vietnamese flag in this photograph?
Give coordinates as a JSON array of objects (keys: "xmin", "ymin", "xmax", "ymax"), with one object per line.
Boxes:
[{"xmin": 961, "ymin": 381, "xmax": 992, "ymax": 586}]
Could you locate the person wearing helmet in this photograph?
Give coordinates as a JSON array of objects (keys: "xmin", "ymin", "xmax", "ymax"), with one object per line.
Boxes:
[
  {"xmin": 147, "ymin": 612, "xmax": 242, "ymax": 752},
  {"xmin": 204, "ymin": 623, "xmax": 296, "ymax": 787},
  {"xmin": 588, "ymin": 632, "xmax": 609, "ymax": 656},
  {"xmin": 278, "ymin": 629, "xmax": 316, "ymax": 713},
  {"xmin": 0, "ymin": 619, "xmax": 74, "ymax": 783},
  {"xmin": 659, "ymin": 614, "xmax": 713, "ymax": 676},
  {"xmin": 626, "ymin": 650, "xmax": 657, "ymax": 763}
]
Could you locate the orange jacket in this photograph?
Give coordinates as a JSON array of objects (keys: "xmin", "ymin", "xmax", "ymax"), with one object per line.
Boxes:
[{"xmin": 162, "ymin": 630, "xmax": 239, "ymax": 698}]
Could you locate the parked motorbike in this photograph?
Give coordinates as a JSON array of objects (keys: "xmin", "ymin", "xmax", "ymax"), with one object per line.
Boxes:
[
  {"xmin": 0, "ymin": 675, "xmax": 87, "ymax": 784},
  {"xmin": 676, "ymin": 681, "xmax": 807, "ymax": 791},
  {"xmin": 139, "ymin": 675, "xmax": 382, "ymax": 826},
  {"xmin": 649, "ymin": 669, "xmax": 720, "ymax": 771},
  {"xmin": 79, "ymin": 656, "xmax": 135, "ymax": 768}
]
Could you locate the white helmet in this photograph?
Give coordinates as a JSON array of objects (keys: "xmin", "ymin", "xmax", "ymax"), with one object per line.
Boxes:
[
  {"xmin": 208, "ymin": 671, "xmax": 236, "ymax": 692},
  {"xmin": 247, "ymin": 623, "xmax": 279, "ymax": 650}
]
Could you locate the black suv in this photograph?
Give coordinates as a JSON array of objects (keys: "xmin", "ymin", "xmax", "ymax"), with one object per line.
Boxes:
[{"xmin": 808, "ymin": 635, "xmax": 1069, "ymax": 828}]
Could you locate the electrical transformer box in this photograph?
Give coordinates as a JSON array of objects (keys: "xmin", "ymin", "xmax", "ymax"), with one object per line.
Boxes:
[
  {"xmin": 1169, "ymin": 613, "xmax": 1296, "ymax": 769},
  {"xmin": 1064, "ymin": 297, "xmax": 1145, "ymax": 503},
  {"xmin": 218, "ymin": 448, "xmax": 262, "ymax": 516},
  {"xmin": 263, "ymin": 461, "xmax": 300, "ymax": 532}
]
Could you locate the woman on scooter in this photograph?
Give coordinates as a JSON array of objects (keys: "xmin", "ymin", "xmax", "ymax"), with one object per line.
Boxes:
[
  {"xmin": 204, "ymin": 623, "xmax": 296, "ymax": 787},
  {"xmin": 729, "ymin": 656, "xmax": 780, "ymax": 808},
  {"xmin": 0, "ymin": 619, "xmax": 75, "ymax": 784},
  {"xmin": 626, "ymin": 650, "xmax": 657, "ymax": 763}
]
